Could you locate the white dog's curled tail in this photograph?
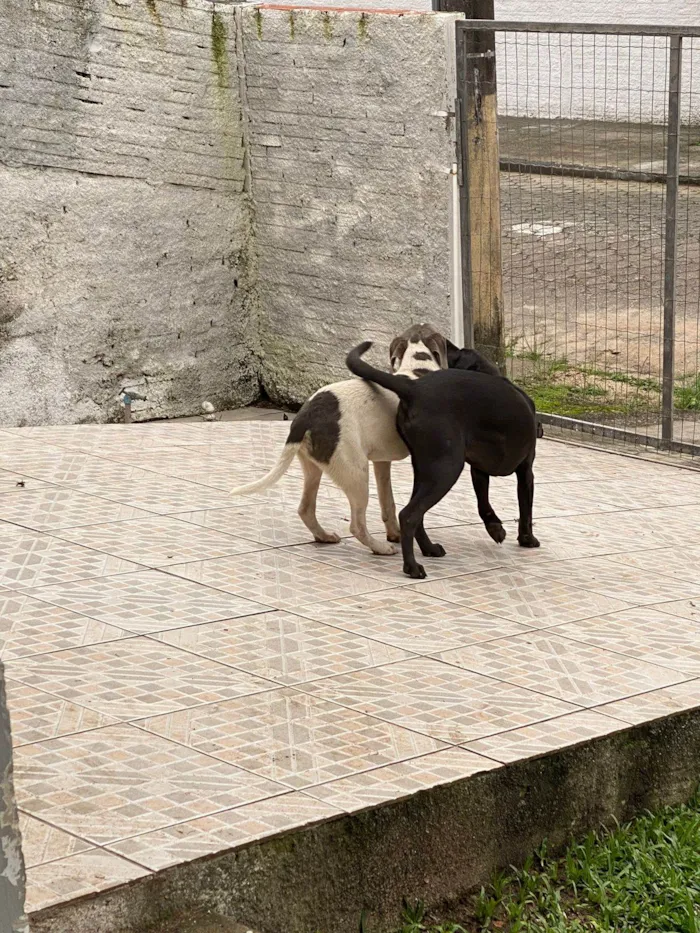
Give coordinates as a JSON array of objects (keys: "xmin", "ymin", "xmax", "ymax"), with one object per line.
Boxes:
[{"xmin": 230, "ymin": 442, "xmax": 298, "ymax": 496}]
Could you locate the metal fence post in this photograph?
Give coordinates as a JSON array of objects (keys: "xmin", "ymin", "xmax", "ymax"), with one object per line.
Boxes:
[
  {"xmin": 662, "ymin": 35, "xmax": 683, "ymax": 446},
  {"xmin": 0, "ymin": 664, "xmax": 29, "ymax": 933}
]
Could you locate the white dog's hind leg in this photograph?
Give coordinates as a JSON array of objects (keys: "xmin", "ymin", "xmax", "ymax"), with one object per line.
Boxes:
[
  {"xmin": 298, "ymin": 455, "xmax": 341, "ymax": 544},
  {"xmin": 373, "ymin": 461, "xmax": 400, "ymax": 543},
  {"xmin": 329, "ymin": 457, "xmax": 397, "ymax": 556}
]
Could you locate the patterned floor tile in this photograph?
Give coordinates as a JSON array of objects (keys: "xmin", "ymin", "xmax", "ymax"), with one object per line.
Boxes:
[
  {"xmin": 107, "ymin": 793, "xmax": 341, "ymax": 871},
  {"xmin": 25, "ymin": 850, "xmax": 149, "ymax": 913},
  {"xmin": 575, "ymin": 507, "xmax": 700, "ymax": 549},
  {"xmin": 72, "ymin": 478, "xmax": 235, "ymax": 515},
  {"xmin": 0, "ymin": 453, "xmax": 159, "ymax": 487},
  {"xmin": 304, "ymin": 747, "xmax": 500, "ymax": 813},
  {"xmin": 289, "ymin": 527, "xmax": 508, "ymax": 584},
  {"xmin": 494, "ymin": 516, "xmax": 637, "ymax": 563},
  {"xmin": 0, "ymin": 591, "xmax": 127, "ymax": 660},
  {"xmin": 463, "ymin": 710, "xmax": 628, "ymax": 764},
  {"xmin": 605, "ymin": 547, "xmax": 700, "ymax": 585},
  {"xmin": 414, "ymin": 568, "xmax": 632, "ymax": 626},
  {"xmin": 438, "ymin": 633, "xmax": 684, "ymax": 707},
  {"xmin": 19, "ymin": 812, "xmax": 92, "ymax": 867},
  {"xmin": 297, "ymin": 590, "xmax": 532, "ymax": 654},
  {"xmin": 0, "ymin": 487, "xmax": 151, "ymax": 532},
  {"xmin": 137, "ymin": 688, "xmax": 444, "ymax": 788},
  {"xmin": 22, "ymin": 571, "xmax": 270, "ymax": 635},
  {"xmin": 0, "ymin": 471, "xmax": 51, "ymax": 492},
  {"xmin": 154, "ymin": 611, "xmax": 411, "ymax": 684},
  {"xmin": 301, "ymin": 658, "xmax": 577, "ymax": 744},
  {"xmin": 15, "ymin": 724, "xmax": 286, "ymax": 844},
  {"xmin": 594, "ymin": 680, "xmax": 700, "ymax": 724},
  {"xmin": 0, "ymin": 531, "xmax": 143, "ymax": 590},
  {"xmin": 7, "ymin": 639, "xmax": 272, "ymax": 720},
  {"xmin": 529, "ymin": 557, "xmax": 700, "ymax": 605},
  {"xmin": 54, "ymin": 516, "xmax": 266, "ymax": 567},
  {"xmin": 651, "ymin": 597, "xmax": 700, "ymax": 625},
  {"xmin": 173, "ymin": 502, "xmax": 363, "ymax": 548},
  {"xmin": 6, "ymin": 680, "xmax": 117, "ymax": 746},
  {"xmin": 164, "ymin": 550, "xmax": 390, "ymax": 610},
  {"xmin": 542, "ymin": 479, "xmax": 700, "ymax": 511},
  {"xmin": 552, "ymin": 608, "xmax": 700, "ymax": 675}
]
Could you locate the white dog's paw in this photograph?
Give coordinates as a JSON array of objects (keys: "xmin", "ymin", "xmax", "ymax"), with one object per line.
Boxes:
[
  {"xmin": 372, "ymin": 541, "xmax": 398, "ymax": 556},
  {"xmin": 314, "ymin": 531, "xmax": 341, "ymax": 544}
]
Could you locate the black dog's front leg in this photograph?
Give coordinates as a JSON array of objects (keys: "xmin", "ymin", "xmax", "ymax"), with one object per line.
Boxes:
[
  {"xmin": 470, "ymin": 466, "xmax": 506, "ymax": 544},
  {"xmin": 516, "ymin": 459, "xmax": 540, "ymax": 548}
]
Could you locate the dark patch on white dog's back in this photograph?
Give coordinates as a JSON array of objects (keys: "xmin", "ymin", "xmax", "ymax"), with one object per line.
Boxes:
[{"xmin": 287, "ymin": 391, "xmax": 341, "ymax": 463}]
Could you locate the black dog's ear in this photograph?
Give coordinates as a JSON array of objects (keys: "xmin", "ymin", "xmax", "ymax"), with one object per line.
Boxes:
[
  {"xmin": 389, "ymin": 337, "xmax": 408, "ymax": 371},
  {"xmin": 445, "ymin": 339, "xmax": 461, "ymax": 367},
  {"xmin": 424, "ymin": 332, "xmax": 448, "ymax": 369}
]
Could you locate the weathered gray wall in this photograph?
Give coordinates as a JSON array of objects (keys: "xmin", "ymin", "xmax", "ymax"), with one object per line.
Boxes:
[
  {"xmin": 0, "ymin": 0, "xmax": 258, "ymax": 424},
  {"xmin": 0, "ymin": 666, "xmax": 28, "ymax": 933},
  {"xmin": 0, "ymin": 1, "xmax": 457, "ymax": 421},
  {"xmin": 243, "ymin": 9, "xmax": 456, "ymax": 404}
]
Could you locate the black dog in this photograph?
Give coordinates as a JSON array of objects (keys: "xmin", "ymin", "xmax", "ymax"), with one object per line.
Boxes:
[{"xmin": 346, "ymin": 341, "xmax": 540, "ymax": 578}]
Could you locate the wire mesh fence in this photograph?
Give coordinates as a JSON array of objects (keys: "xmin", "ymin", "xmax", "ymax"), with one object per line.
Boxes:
[{"xmin": 458, "ymin": 22, "xmax": 700, "ymax": 458}]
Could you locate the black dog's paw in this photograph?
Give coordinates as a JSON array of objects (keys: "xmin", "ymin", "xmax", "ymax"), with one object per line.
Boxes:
[
  {"xmin": 404, "ymin": 561, "xmax": 427, "ymax": 579},
  {"xmin": 422, "ymin": 543, "xmax": 446, "ymax": 558},
  {"xmin": 486, "ymin": 523, "xmax": 506, "ymax": 544},
  {"xmin": 518, "ymin": 533, "xmax": 540, "ymax": 548}
]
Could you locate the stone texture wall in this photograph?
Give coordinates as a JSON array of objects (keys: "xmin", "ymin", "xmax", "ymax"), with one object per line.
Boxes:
[
  {"xmin": 0, "ymin": 1, "xmax": 457, "ymax": 421},
  {"xmin": 0, "ymin": 0, "xmax": 258, "ymax": 424},
  {"xmin": 243, "ymin": 9, "xmax": 457, "ymax": 404}
]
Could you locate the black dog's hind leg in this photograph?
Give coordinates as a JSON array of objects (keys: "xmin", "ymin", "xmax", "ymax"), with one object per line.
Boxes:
[
  {"xmin": 516, "ymin": 459, "xmax": 540, "ymax": 548},
  {"xmin": 415, "ymin": 519, "xmax": 446, "ymax": 558},
  {"xmin": 470, "ymin": 466, "xmax": 506, "ymax": 544},
  {"xmin": 400, "ymin": 457, "xmax": 464, "ymax": 578}
]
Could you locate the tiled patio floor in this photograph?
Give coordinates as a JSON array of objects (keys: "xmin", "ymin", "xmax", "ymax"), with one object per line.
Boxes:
[{"xmin": 2, "ymin": 419, "xmax": 700, "ymax": 914}]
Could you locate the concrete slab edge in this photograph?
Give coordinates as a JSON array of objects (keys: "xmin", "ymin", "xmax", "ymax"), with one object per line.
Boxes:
[{"xmin": 29, "ymin": 706, "xmax": 700, "ymax": 933}]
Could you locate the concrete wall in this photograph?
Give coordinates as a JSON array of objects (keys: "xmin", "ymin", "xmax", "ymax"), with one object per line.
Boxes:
[
  {"xmin": 0, "ymin": 666, "xmax": 28, "ymax": 933},
  {"xmin": 0, "ymin": 0, "xmax": 258, "ymax": 424},
  {"xmin": 243, "ymin": 9, "xmax": 457, "ymax": 404},
  {"xmin": 0, "ymin": 1, "xmax": 457, "ymax": 421}
]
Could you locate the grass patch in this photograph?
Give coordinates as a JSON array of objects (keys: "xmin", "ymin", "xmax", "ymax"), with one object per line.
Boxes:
[
  {"xmin": 386, "ymin": 793, "xmax": 700, "ymax": 933},
  {"xmin": 675, "ymin": 374, "xmax": 700, "ymax": 411}
]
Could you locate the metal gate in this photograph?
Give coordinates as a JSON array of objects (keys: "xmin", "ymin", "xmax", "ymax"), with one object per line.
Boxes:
[{"xmin": 455, "ymin": 20, "xmax": 700, "ymax": 458}]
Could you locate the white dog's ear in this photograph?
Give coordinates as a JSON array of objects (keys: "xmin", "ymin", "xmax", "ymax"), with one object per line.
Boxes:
[
  {"xmin": 389, "ymin": 337, "xmax": 408, "ymax": 371},
  {"xmin": 424, "ymin": 332, "xmax": 448, "ymax": 368}
]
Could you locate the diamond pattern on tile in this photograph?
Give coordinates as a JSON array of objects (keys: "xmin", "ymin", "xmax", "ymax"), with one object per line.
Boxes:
[
  {"xmin": 594, "ymin": 680, "xmax": 700, "ymax": 725},
  {"xmin": 55, "ymin": 516, "xmax": 266, "ymax": 567},
  {"xmin": 0, "ymin": 531, "xmax": 143, "ymax": 589},
  {"xmin": 19, "ymin": 813, "xmax": 92, "ymax": 867},
  {"xmin": 575, "ymin": 506, "xmax": 700, "ymax": 549},
  {"xmin": 297, "ymin": 590, "xmax": 531, "ymax": 654},
  {"xmin": 0, "ymin": 591, "xmax": 127, "ymax": 660},
  {"xmin": 6, "ymin": 680, "xmax": 117, "ymax": 746},
  {"xmin": 415, "ymin": 568, "xmax": 632, "ymax": 625},
  {"xmin": 155, "ymin": 612, "xmax": 410, "ymax": 684},
  {"xmin": 107, "ymin": 793, "xmax": 341, "ymax": 871},
  {"xmin": 0, "ymin": 471, "xmax": 51, "ymax": 491},
  {"xmin": 605, "ymin": 547, "xmax": 700, "ymax": 585},
  {"xmin": 290, "ymin": 527, "xmax": 507, "ymax": 584},
  {"xmin": 0, "ymin": 487, "xmax": 151, "ymax": 532},
  {"xmin": 0, "ymin": 453, "xmax": 158, "ymax": 487},
  {"xmin": 439, "ymin": 633, "xmax": 684, "ymax": 707},
  {"xmin": 652, "ymin": 598, "xmax": 700, "ymax": 625},
  {"xmin": 165, "ymin": 550, "xmax": 390, "ymax": 610},
  {"xmin": 22, "ymin": 571, "xmax": 270, "ymax": 635},
  {"xmin": 137, "ymin": 688, "xmax": 444, "ymax": 788},
  {"xmin": 73, "ymin": 478, "xmax": 235, "ymax": 515},
  {"xmin": 464, "ymin": 710, "xmax": 627, "ymax": 764},
  {"xmin": 304, "ymin": 747, "xmax": 500, "ymax": 813},
  {"xmin": 25, "ymin": 850, "xmax": 149, "ymax": 913},
  {"xmin": 301, "ymin": 658, "xmax": 577, "ymax": 744},
  {"xmin": 15, "ymin": 725, "xmax": 286, "ymax": 844},
  {"xmin": 529, "ymin": 556, "xmax": 700, "ymax": 605},
  {"xmin": 7, "ymin": 639, "xmax": 272, "ymax": 720},
  {"xmin": 552, "ymin": 608, "xmax": 700, "ymax": 675},
  {"xmin": 541, "ymin": 479, "xmax": 700, "ymax": 511}
]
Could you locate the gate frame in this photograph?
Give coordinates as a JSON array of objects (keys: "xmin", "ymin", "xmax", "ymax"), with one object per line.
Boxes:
[{"xmin": 454, "ymin": 19, "xmax": 700, "ymax": 456}]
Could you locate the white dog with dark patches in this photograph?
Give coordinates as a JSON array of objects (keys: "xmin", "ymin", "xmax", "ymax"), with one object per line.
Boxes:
[{"xmin": 230, "ymin": 324, "xmax": 447, "ymax": 555}]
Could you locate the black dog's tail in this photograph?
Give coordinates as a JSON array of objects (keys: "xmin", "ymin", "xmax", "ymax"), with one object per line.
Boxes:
[{"xmin": 346, "ymin": 341, "xmax": 417, "ymax": 401}]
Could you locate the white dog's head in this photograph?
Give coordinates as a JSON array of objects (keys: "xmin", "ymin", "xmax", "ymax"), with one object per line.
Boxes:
[{"xmin": 389, "ymin": 323, "xmax": 448, "ymax": 376}]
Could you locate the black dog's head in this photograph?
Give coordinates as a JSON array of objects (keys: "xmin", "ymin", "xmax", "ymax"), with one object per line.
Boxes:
[{"xmin": 446, "ymin": 340, "xmax": 502, "ymax": 377}]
